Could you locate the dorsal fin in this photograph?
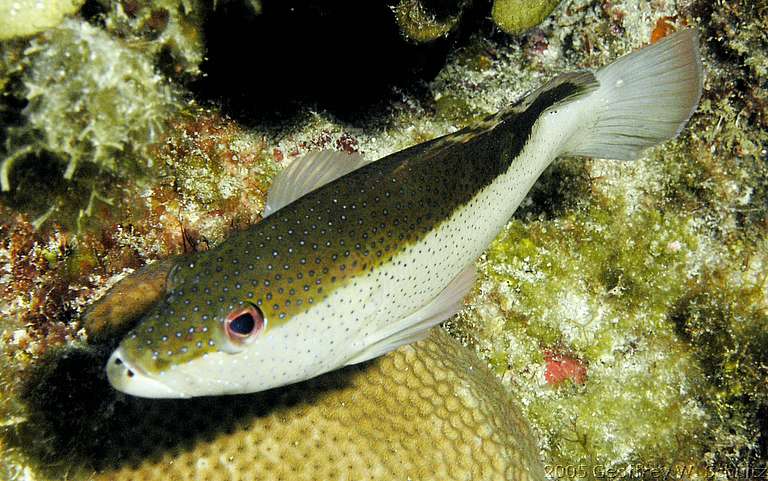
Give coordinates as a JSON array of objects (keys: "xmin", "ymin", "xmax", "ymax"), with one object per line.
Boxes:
[
  {"xmin": 508, "ymin": 71, "xmax": 599, "ymax": 116},
  {"xmin": 264, "ymin": 150, "xmax": 369, "ymax": 217}
]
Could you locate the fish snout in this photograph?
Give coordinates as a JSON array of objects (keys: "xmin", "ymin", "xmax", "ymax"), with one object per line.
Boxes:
[{"xmin": 106, "ymin": 347, "xmax": 188, "ymax": 398}]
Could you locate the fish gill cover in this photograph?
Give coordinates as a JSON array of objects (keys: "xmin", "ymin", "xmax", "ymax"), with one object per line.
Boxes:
[{"xmin": 0, "ymin": 0, "xmax": 766, "ymax": 480}]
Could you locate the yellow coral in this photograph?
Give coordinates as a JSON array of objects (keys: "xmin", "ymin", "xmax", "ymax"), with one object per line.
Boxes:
[
  {"xmin": 0, "ymin": 0, "xmax": 83, "ymax": 40},
  {"xmin": 88, "ymin": 329, "xmax": 543, "ymax": 481}
]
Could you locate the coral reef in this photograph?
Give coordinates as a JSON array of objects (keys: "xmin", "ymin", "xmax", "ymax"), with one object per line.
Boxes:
[
  {"xmin": 452, "ymin": 199, "xmax": 711, "ymax": 470},
  {"xmin": 0, "ymin": 0, "xmax": 207, "ymax": 231},
  {"xmin": 691, "ymin": 0, "xmax": 767, "ymax": 130},
  {"xmin": 0, "ymin": 0, "xmax": 767, "ymax": 479},
  {"xmin": 441, "ymin": 0, "xmax": 768, "ymax": 475},
  {"xmin": 0, "ymin": 104, "xmax": 278, "ymax": 366},
  {"xmin": 99, "ymin": 0, "xmax": 207, "ymax": 78}
]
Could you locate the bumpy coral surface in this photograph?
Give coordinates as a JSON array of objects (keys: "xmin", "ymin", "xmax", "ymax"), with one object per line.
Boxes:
[
  {"xmin": 442, "ymin": 0, "xmax": 768, "ymax": 476},
  {"xmin": 3, "ymin": 329, "xmax": 543, "ymax": 481},
  {"xmin": 98, "ymin": 329, "xmax": 543, "ymax": 481}
]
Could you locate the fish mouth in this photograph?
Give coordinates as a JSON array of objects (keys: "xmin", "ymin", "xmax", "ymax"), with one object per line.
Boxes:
[{"xmin": 106, "ymin": 347, "xmax": 189, "ymax": 399}]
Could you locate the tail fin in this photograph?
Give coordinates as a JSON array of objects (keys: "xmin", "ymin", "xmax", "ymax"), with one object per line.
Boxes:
[{"xmin": 562, "ymin": 29, "xmax": 703, "ymax": 160}]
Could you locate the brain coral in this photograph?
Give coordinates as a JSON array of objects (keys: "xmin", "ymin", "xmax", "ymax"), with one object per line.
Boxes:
[{"xmin": 79, "ymin": 328, "xmax": 543, "ymax": 481}]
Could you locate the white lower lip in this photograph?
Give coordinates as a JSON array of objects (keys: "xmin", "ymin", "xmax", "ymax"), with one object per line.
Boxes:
[{"xmin": 106, "ymin": 347, "xmax": 189, "ymax": 399}]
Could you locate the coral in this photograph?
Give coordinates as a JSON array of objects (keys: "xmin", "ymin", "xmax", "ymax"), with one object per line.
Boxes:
[
  {"xmin": 392, "ymin": 0, "xmax": 473, "ymax": 43},
  {"xmin": 492, "ymin": 0, "xmax": 563, "ymax": 35},
  {"xmin": 1, "ymin": 19, "xmax": 175, "ymax": 189},
  {"xmin": 100, "ymin": 0, "xmax": 208, "ymax": 78},
  {"xmin": 0, "ymin": 0, "xmax": 84, "ymax": 40},
  {"xmin": 0, "ymin": 104, "xmax": 281, "ymax": 478},
  {"xmin": 0, "ymin": 0, "xmax": 208, "ymax": 225},
  {"xmin": 0, "ymin": 104, "xmax": 280, "ymax": 363},
  {"xmin": 657, "ymin": 95, "xmax": 768, "ymax": 239},
  {"xmin": 691, "ymin": 0, "xmax": 768, "ymax": 129},
  {"xmin": 146, "ymin": 106, "xmax": 279, "ymax": 248},
  {"xmin": 442, "ymin": 1, "xmax": 768, "ymax": 475},
  {"xmin": 0, "ymin": 207, "xmax": 136, "ymax": 366},
  {"xmin": 672, "ymin": 251, "xmax": 768, "ymax": 467},
  {"xmin": 450, "ymin": 196, "xmax": 710, "ymax": 470},
  {"xmin": 2, "ymin": 329, "xmax": 544, "ymax": 481}
]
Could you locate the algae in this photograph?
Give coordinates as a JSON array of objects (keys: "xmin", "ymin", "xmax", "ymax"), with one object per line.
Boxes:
[
  {"xmin": 0, "ymin": 0, "xmax": 206, "ymax": 229},
  {"xmin": 444, "ymin": 0, "xmax": 768, "ymax": 474},
  {"xmin": 492, "ymin": 0, "xmax": 563, "ymax": 35},
  {"xmin": 392, "ymin": 0, "xmax": 473, "ymax": 42},
  {"xmin": 1, "ymin": 19, "xmax": 175, "ymax": 184},
  {"xmin": 99, "ymin": 0, "xmax": 207, "ymax": 78},
  {"xmin": 0, "ymin": 0, "xmax": 84, "ymax": 40},
  {"xmin": 392, "ymin": 0, "xmax": 566, "ymax": 42},
  {"xmin": 1, "ymin": 0, "xmax": 767, "ymax": 479}
]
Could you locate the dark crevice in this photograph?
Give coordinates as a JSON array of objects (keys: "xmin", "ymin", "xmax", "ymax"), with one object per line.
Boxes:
[{"xmin": 192, "ymin": 0, "xmax": 487, "ymax": 125}]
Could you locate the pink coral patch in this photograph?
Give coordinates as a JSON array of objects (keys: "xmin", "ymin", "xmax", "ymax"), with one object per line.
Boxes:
[{"xmin": 544, "ymin": 350, "xmax": 587, "ymax": 386}]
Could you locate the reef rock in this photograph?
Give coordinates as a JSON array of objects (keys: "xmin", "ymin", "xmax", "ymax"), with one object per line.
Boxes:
[{"xmin": 0, "ymin": 0, "xmax": 83, "ymax": 40}]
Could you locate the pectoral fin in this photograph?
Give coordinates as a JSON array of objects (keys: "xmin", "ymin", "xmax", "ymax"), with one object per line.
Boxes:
[{"xmin": 345, "ymin": 264, "xmax": 477, "ymax": 365}]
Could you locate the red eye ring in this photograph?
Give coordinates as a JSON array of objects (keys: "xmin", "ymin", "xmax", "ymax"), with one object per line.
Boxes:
[{"xmin": 225, "ymin": 303, "xmax": 265, "ymax": 343}]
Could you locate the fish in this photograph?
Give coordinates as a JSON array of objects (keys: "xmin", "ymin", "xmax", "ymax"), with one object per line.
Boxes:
[
  {"xmin": 106, "ymin": 29, "xmax": 703, "ymax": 398},
  {"xmin": 95, "ymin": 329, "xmax": 545, "ymax": 481}
]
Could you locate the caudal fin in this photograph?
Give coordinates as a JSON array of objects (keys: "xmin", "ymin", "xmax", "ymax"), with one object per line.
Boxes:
[{"xmin": 563, "ymin": 29, "xmax": 703, "ymax": 160}]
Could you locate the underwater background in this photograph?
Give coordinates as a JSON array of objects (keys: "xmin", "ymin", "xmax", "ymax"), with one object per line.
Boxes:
[{"xmin": 1, "ymin": 0, "xmax": 766, "ymax": 479}]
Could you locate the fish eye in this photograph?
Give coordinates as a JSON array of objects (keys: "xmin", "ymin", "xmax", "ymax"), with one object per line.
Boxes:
[{"xmin": 225, "ymin": 303, "xmax": 265, "ymax": 342}]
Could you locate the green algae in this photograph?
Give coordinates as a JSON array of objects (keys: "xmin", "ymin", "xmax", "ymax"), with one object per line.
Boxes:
[
  {"xmin": 692, "ymin": 0, "xmax": 767, "ymax": 129},
  {"xmin": 447, "ymin": 7, "xmax": 766, "ymax": 475},
  {"xmin": 440, "ymin": 2, "xmax": 767, "ymax": 474},
  {"xmin": 392, "ymin": 0, "xmax": 472, "ymax": 43},
  {"xmin": 2, "ymin": 20, "xmax": 175, "ymax": 184},
  {"xmin": 0, "ymin": 0, "xmax": 84, "ymax": 40},
  {"xmin": 671, "ymin": 247, "xmax": 768, "ymax": 466},
  {"xmin": 482, "ymin": 198, "xmax": 699, "ymax": 349},
  {"xmin": 392, "ymin": 0, "xmax": 565, "ymax": 42},
  {"xmin": 659, "ymin": 96, "xmax": 768, "ymax": 223},
  {"xmin": 492, "ymin": 0, "xmax": 562, "ymax": 35},
  {"xmin": 455, "ymin": 189, "xmax": 709, "ymax": 472},
  {"xmin": 0, "ymin": 0, "xmax": 208, "ymax": 229},
  {"xmin": 456, "ymin": 133, "xmax": 765, "ymax": 477},
  {"xmin": 0, "ymin": 17, "xmax": 177, "ymax": 233}
]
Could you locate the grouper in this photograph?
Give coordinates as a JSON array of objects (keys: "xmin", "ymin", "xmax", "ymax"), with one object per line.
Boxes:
[{"xmin": 107, "ymin": 29, "xmax": 703, "ymax": 398}]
